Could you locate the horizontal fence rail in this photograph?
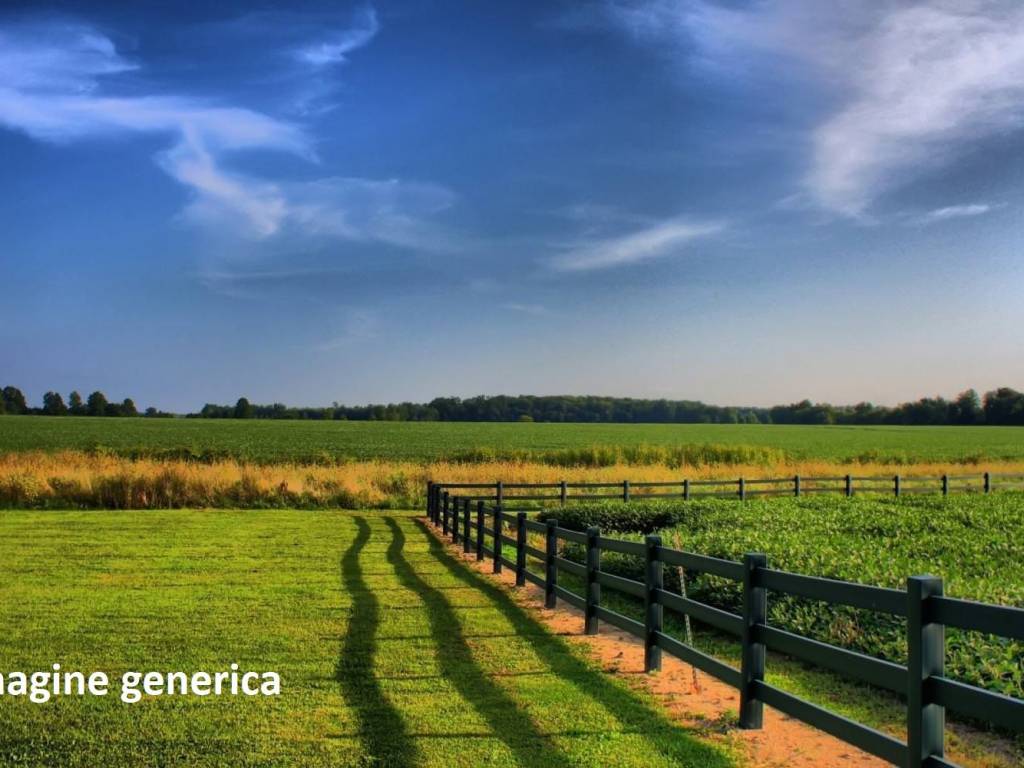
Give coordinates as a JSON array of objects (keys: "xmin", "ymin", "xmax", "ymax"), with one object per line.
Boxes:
[
  {"xmin": 424, "ymin": 482, "xmax": 1024, "ymax": 768},
  {"xmin": 430, "ymin": 472, "xmax": 1019, "ymax": 508}
]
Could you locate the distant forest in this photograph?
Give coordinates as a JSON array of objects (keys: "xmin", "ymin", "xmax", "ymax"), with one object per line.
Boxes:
[{"xmin": 4, "ymin": 385, "xmax": 1024, "ymax": 426}]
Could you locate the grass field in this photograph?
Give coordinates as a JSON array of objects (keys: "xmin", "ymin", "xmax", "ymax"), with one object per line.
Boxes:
[
  {"xmin": 6, "ymin": 417, "xmax": 1024, "ymax": 510},
  {"xmin": 1, "ymin": 418, "xmax": 1021, "ymax": 764},
  {"xmin": 0, "ymin": 509, "xmax": 733, "ymax": 767},
  {"xmin": 4, "ymin": 416, "xmax": 1024, "ymax": 464}
]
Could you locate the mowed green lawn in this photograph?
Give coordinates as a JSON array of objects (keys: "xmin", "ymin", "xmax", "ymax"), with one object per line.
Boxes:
[
  {"xmin": 4, "ymin": 415, "xmax": 1024, "ymax": 463},
  {"xmin": 0, "ymin": 510, "xmax": 732, "ymax": 767}
]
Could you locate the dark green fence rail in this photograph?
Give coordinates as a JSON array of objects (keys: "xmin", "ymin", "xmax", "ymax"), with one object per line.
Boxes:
[
  {"xmin": 431, "ymin": 472, "xmax": 1022, "ymax": 507},
  {"xmin": 424, "ymin": 483, "xmax": 1024, "ymax": 768}
]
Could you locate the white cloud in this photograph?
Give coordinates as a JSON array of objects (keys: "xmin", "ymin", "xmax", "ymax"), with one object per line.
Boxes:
[
  {"xmin": 0, "ymin": 24, "xmax": 310, "ymax": 150},
  {"xmin": 918, "ymin": 203, "xmax": 995, "ymax": 225},
  {"xmin": 808, "ymin": 3, "xmax": 1024, "ymax": 217},
  {"xmin": 597, "ymin": 1, "xmax": 1024, "ymax": 217},
  {"xmin": 548, "ymin": 217, "xmax": 723, "ymax": 272},
  {"xmin": 295, "ymin": 7, "xmax": 379, "ymax": 67},
  {"xmin": 0, "ymin": 19, "xmax": 459, "ymax": 250},
  {"xmin": 157, "ymin": 134, "xmax": 291, "ymax": 238},
  {"xmin": 287, "ymin": 177, "xmax": 459, "ymax": 251},
  {"xmin": 0, "ymin": 23, "xmax": 136, "ymax": 91},
  {"xmin": 0, "ymin": 21, "xmax": 309, "ymax": 239}
]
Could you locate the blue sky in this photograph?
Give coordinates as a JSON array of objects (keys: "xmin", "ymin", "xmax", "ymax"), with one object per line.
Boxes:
[{"xmin": 2, "ymin": 0, "xmax": 1023, "ymax": 411}]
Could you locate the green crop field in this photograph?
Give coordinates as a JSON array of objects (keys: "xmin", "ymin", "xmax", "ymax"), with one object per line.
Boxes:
[
  {"xmin": 3, "ymin": 415, "xmax": 1024, "ymax": 464},
  {"xmin": 0, "ymin": 509, "xmax": 732, "ymax": 768},
  {"xmin": 545, "ymin": 494, "xmax": 1024, "ymax": 699},
  {"xmin": 535, "ymin": 494, "xmax": 1024, "ymax": 767}
]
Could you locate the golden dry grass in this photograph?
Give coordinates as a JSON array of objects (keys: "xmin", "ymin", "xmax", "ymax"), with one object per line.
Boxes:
[{"xmin": 2, "ymin": 451, "xmax": 1023, "ymax": 509}]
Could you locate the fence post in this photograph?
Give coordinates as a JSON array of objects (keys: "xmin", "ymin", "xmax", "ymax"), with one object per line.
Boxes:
[
  {"xmin": 492, "ymin": 505, "xmax": 503, "ymax": 574},
  {"xmin": 738, "ymin": 477, "xmax": 746, "ymax": 502},
  {"xmin": 845, "ymin": 474, "xmax": 853, "ymax": 497},
  {"xmin": 794, "ymin": 474, "xmax": 801, "ymax": 497},
  {"xmin": 476, "ymin": 501, "xmax": 485, "ymax": 561},
  {"xmin": 560, "ymin": 480, "xmax": 567, "ymax": 506},
  {"xmin": 545, "ymin": 519, "xmax": 558, "ymax": 608},
  {"xmin": 941, "ymin": 474, "xmax": 948, "ymax": 496},
  {"xmin": 683, "ymin": 479, "xmax": 690, "ymax": 501},
  {"xmin": 496, "ymin": 480, "xmax": 503, "ymax": 507},
  {"xmin": 644, "ymin": 535, "xmax": 663, "ymax": 673},
  {"xmin": 426, "ymin": 481, "xmax": 434, "ymax": 521},
  {"xmin": 442, "ymin": 492, "xmax": 450, "ymax": 535},
  {"xmin": 463, "ymin": 500, "xmax": 472, "ymax": 554},
  {"xmin": 451, "ymin": 496, "xmax": 460, "ymax": 544},
  {"xmin": 623, "ymin": 480, "xmax": 630, "ymax": 502},
  {"xmin": 895, "ymin": 474, "xmax": 901, "ymax": 498},
  {"xmin": 984, "ymin": 472, "xmax": 991, "ymax": 494},
  {"xmin": 908, "ymin": 575, "xmax": 945, "ymax": 768},
  {"xmin": 740, "ymin": 552, "xmax": 767, "ymax": 729},
  {"xmin": 585, "ymin": 526, "xmax": 600, "ymax": 635},
  {"xmin": 515, "ymin": 512, "xmax": 527, "ymax": 586},
  {"xmin": 432, "ymin": 485, "xmax": 440, "ymax": 524}
]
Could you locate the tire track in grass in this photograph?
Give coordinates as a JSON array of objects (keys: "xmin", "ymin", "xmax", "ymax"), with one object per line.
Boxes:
[
  {"xmin": 412, "ymin": 518, "xmax": 733, "ymax": 768},
  {"xmin": 336, "ymin": 517, "xmax": 416, "ymax": 767},
  {"xmin": 383, "ymin": 516, "xmax": 579, "ymax": 768}
]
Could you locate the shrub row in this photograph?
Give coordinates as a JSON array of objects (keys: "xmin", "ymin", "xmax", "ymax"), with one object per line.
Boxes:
[{"xmin": 538, "ymin": 500, "xmax": 689, "ymax": 533}]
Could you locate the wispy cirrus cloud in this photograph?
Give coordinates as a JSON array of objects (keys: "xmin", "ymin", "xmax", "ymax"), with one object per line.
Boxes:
[
  {"xmin": 295, "ymin": 6, "xmax": 379, "ymax": 67},
  {"xmin": 590, "ymin": 1, "xmax": 1024, "ymax": 218},
  {"xmin": 917, "ymin": 203, "xmax": 996, "ymax": 225},
  {"xmin": 548, "ymin": 217, "xmax": 723, "ymax": 272},
  {"xmin": 0, "ymin": 22, "xmax": 136, "ymax": 90},
  {"xmin": 286, "ymin": 177, "xmax": 459, "ymax": 251},
  {"xmin": 807, "ymin": 3, "xmax": 1024, "ymax": 218},
  {"xmin": 0, "ymin": 22, "xmax": 309, "ymax": 238},
  {"xmin": 0, "ymin": 24, "xmax": 308, "ymax": 151},
  {"xmin": 157, "ymin": 133, "xmax": 293, "ymax": 238},
  {"xmin": 0, "ymin": 16, "xmax": 460, "ymax": 251}
]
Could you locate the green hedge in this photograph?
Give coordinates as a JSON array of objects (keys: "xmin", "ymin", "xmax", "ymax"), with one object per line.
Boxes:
[{"xmin": 538, "ymin": 500, "xmax": 687, "ymax": 533}]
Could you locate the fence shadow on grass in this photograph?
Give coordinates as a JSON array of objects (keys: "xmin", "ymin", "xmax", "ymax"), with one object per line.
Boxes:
[
  {"xmin": 410, "ymin": 517, "xmax": 733, "ymax": 768},
  {"xmin": 336, "ymin": 517, "xmax": 417, "ymax": 768},
  {"xmin": 384, "ymin": 516, "xmax": 580, "ymax": 768}
]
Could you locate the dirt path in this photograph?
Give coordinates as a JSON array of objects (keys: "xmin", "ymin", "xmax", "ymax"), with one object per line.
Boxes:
[{"xmin": 425, "ymin": 520, "xmax": 888, "ymax": 768}]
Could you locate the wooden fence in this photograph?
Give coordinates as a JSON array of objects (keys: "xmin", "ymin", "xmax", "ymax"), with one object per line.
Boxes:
[
  {"xmin": 431, "ymin": 471, "xmax": 1024, "ymax": 507},
  {"xmin": 424, "ymin": 483, "xmax": 1024, "ymax": 768}
]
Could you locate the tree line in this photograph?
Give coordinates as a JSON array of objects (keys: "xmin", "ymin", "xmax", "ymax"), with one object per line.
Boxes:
[
  {"xmin": 0, "ymin": 387, "xmax": 172, "ymax": 418},
  {"xmin": 193, "ymin": 388, "xmax": 1024, "ymax": 426},
  {"xmin": 4, "ymin": 385, "xmax": 1024, "ymax": 425}
]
